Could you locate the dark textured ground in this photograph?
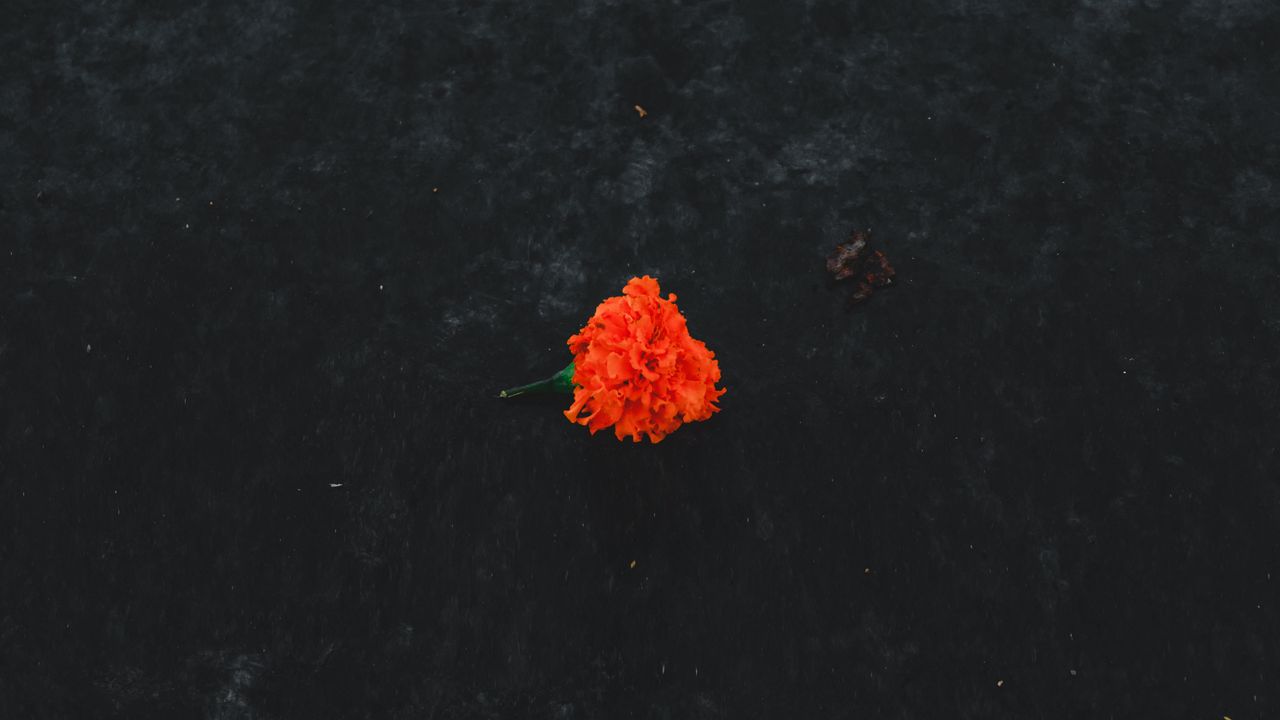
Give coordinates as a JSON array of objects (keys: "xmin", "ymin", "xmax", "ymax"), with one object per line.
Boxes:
[{"xmin": 3, "ymin": 1, "xmax": 1280, "ymax": 717}]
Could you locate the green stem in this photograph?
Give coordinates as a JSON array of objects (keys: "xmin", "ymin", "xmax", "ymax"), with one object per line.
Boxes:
[{"xmin": 498, "ymin": 362, "xmax": 576, "ymax": 398}]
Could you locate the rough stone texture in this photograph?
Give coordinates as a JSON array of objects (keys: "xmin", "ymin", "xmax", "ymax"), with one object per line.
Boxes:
[{"xmin": 3, "ymin": 1, "xmax": 1279, "ymax": 717}]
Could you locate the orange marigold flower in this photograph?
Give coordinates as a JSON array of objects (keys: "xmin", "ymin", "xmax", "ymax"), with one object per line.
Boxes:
[{"xmin": 563, "ymin": 276, "xmax": 725, "ymax": 443}]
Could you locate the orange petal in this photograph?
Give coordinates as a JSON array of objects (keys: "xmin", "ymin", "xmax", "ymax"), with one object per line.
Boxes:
[{"xmin": 622, "ymin": 276, "xmax": 660, "ymax": 298}]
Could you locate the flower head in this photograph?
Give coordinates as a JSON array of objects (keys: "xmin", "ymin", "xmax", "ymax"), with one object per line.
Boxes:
[{"xmin": 564, "ymin": 276, "xmax": 725, "ymax": 443}]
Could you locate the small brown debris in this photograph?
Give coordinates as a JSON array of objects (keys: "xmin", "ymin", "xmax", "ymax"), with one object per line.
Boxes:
[
  {"xmin": 629, "ymin": 560, "xmax": 637, "ymax": 569},
  {"xmin": 826, "ymin": 229, "xmax": 895, "ymax": 307},
  {"xmin": 634, "ymin": 104, "xmax": 648, "ymax": 118}
]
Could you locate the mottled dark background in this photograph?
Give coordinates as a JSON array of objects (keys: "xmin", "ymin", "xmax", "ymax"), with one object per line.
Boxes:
[{"xmin": 3, "ymin": 0, "xmax": 1279, "ymax": 717}]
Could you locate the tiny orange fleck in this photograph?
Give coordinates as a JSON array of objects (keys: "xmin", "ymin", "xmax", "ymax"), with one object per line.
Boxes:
[
  {"xmin": 629, "ymin": 560, "xmax": 637, "ymax": 569},
  {"xmin": 634, "ymin": 104, "xmax": 647, "ymax": 118}
]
